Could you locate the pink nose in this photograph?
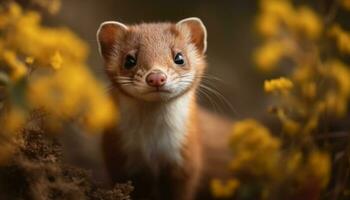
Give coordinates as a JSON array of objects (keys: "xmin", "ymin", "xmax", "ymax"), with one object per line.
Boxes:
[{"xmin": 146, "ymin": 72, "xmax": 167, "ymax": 87}]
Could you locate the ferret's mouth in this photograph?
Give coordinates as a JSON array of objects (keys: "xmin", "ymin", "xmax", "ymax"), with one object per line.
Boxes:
[{"xmin": 146, "ymin": 89, "xmax": 171, "ymax": 94}]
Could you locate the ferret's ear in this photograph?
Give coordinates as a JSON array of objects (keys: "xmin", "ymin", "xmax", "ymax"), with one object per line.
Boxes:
[
  {"xmin": 97, "ymin": 21, "xmax": 128, "ymax": 61},
  {"xmin": 177, "ymin": 17, "xmax": 207, "ymax": 54}
]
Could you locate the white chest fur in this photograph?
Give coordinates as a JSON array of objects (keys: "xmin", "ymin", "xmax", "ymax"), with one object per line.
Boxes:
[{"xmin": 117, "ymin": 92, "xmax": 192, "ymax": 172}]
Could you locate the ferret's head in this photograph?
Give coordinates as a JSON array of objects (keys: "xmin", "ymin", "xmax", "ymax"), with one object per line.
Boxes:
[{"xmin": 97, "ymin": 18, "xmax": 207, "ymax": 102}]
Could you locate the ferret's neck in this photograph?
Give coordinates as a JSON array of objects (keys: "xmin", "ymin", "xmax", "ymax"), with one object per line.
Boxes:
[
  {"xmin": 115, "ymin": 91, "xmax": 195, "ymax": 166},
  {"xmin": 116, "ymin": 91, "xmax": 195, "ymax": 125}
]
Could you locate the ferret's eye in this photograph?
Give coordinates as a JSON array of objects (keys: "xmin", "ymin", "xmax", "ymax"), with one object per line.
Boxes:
[
  {"xmin": 124, "ymin": 55, "xmax": 137, "ymax": 69},
  {"xmin": 174, "ymin": 53, "xmax": 185, "ymax": 65}
]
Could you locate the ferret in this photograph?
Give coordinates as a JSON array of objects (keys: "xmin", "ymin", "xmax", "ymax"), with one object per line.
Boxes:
[{"xmin": 97, "ymin": 17, "xmax": 226, "ymax": 200}]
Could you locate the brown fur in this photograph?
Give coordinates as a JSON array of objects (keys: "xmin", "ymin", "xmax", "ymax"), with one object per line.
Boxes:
[
  {"xmin": 101, "ymin": 22, "xmax": 206, "ymax": 97},
  {"xmin": 102, "ymin": 98, "xmax": 203, "ymax": 200},
  {"xmin": 98, "ymin": 18, "xmax": 210, "ymax": 200}
]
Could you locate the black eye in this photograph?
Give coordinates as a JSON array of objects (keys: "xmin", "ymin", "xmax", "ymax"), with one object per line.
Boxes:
[
  {"xmin": 124, "ymin": 55, "xmax": 137, "ymax": 69},
  {"xmin": 174, "ymin": 53, "xmax": 185, "ymax": 65}
]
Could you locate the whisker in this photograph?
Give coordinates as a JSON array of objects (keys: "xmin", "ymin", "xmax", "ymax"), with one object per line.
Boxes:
[
  {"xmin": 115, "ymin": 77, "xmax": 133, "ymax": 81},
  {"xmin": 177, "ymin": 77, "xmax": 239, "ymax": 117},
  {"xmin": 115, "ymin": 80, "xmax": 133, "ymax": 83},
  {"xmin": 178, "ymin": 79, "xmax": 225, "ymax": 114},
  {"xmin": 197, "ymin": 87, "xmax": 221, "ymax": 114},
  {"xmin": 115, "ymin": 79, "xmax": 133, "ymax": 82},
  {"xmin": 118, "ymin": 83, "xmax": 133, "ymax": 86},
  {"xmin": 199, "ymin": 83, "xmax": 239, "ymax": 117},
  {"xmin": 179, "ymin": 73, "xmax": 222, "ymax": 81}
]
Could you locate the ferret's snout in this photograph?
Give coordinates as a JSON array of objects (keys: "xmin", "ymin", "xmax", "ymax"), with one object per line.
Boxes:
[{"xmin": 146, "ymin": 71, "xmax": 167, "ymax": 87}]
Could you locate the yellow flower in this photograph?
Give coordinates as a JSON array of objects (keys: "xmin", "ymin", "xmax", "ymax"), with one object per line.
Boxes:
[
  {"xmin": 301, "ymin": 81, "xmax": 317, "ymax": 99},
  {"xmin": 303, "ymin": 114, "xmax": 319, "ymax": 134},
  {"xmin": 337, "ymin": 33, "xmax": 350, "ymax": 54},
  {"xmin": 254, "ymin": 41, "xmax": 284, "ymax": 71},
  {"xmin": 27, "ymin": 65, "xmax": 117, "ymax": 132},
  {"xmin": 82, "ymin": 88, "xmax": 117, "ymax": 132},
  {"xmin": 316, "ymin": 60, "xmax": 350, "ymax": 117},
  {"xmin": 1, "ymin": 50, "xmax": 28, "ymax": 81},
  {"xmin": 324, "ymin": 92, "xmax": 348, "ymax": 117},
  {"xmin": 260, "ymin": 0, "xmax": 296, "ymax": 27},
  {"xmin": 274, "ymin": 108, "xmax": 301, "ymax": 135},
  {"xmin": 264, "ymin": 77, "xmax": 293, "ymax": 93},
  {"xmin": 285, "ymin": 151, "xmax": 302, "ymax": 175},
  {"xmin": 0, "ymin": 106, "xmax": 26, "ymax": 134},
  {"xmin": 4, "ymin": 9, "xmax": 88, "ymax": 68},
  {"xmin": 8, "ymin": 2, "xmax": 22, "ymax": 17},
  {"xmin": 211, "ymin": 179, "xmax": 240, "ymax": 198},
  {"xmin": 32, "ymin": 0, "xmax": 61, "ymax": 14},
  {"xmin": 0, "ymin": 2, "xmax": 22, "ymax": 29},
  {"xmin": 328, "ymin": 60, "xmax": 350, "ymax": 97},
  {"xmin": 256, "ymin": 13, "xmax": 280, "ymax": 37},
  {"xmin": 283, "ymin": 118, "xmax": 301, "ymax": 135},
  {"xmin": 342, "ymin": 0, "xmax": 350, "ymax": 10},
  {"xmin": 305, "ymin": 151, "xmax": 331, "ymax": 187},
  {"xmin": 292, "ymin": 65, "xmax": 313, "ymax": 82},
  {"xmin": 295, "ymin": 6, "xmax": 322, "ymax": 39},
  {"xmin": 25, "ymin": 56, "xmax": 35, "ymax": 65},
  {"xmin": 329, "ymin": 24, "xmax": 350, "ymax": 54},
  {"xmin": 50, "ymin": 51, "xmax": 63, "ymax": 70},
  {"xmin": 229, "ymin": 119, "xmax": 281, "ymax": 177}
]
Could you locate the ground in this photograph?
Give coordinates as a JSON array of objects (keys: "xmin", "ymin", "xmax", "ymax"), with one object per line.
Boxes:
[{"xmin": 0, "ymin": 127, "xmax": 133, "ymax": 200}]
